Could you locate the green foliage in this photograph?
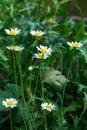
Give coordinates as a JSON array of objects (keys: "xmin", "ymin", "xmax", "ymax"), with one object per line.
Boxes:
[
  {"xmin": 0, "ymin": 0, "xmax": 87, "ymax": 130},
  {"xmin": 43, "ymin": 68, "xmax": 68, "ymax": 87},
  {"xmin": 79, "ymin": 46, "xmax": 87, "ymax": 63}
]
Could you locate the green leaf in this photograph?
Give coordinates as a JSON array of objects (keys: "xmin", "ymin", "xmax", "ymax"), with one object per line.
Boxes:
[
  {"xmin": 59, "ymin": 0, "xmax": 71, "ymax": 5},
  {"xmin": 0, "ymin": 49, "xmax": 8, "ymax": 61},
  {"xmin": 64, "ymin": 101, "xmax": 82, "ymax": 113},
  {"xmin": 5, "ymin": 83, "xmax": 22, "ymax": 98},
  {"xmin": 79, "ymin": 46, "xmax": 87, "ymax": 63},
  {"xmin": 78, "ymin": 84, "xmax": 87, "ymax": 93},
  {"xmin": 43, "ymin": 68, "xmax": 69, "ymax": 87}
]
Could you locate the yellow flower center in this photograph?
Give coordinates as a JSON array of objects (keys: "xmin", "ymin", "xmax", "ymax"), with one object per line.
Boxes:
[
  {"xmin": 9, "ymin": 46, "xmax": 21, "ymax": 51},
  {"xmin": 48, "ymin": 18, "xmax": 56, "ymax": 24},
  {"xmin": 10, "ymin": 46, "xmax": 16, "ymax": 50},
  {"xmin": 38, "ymin": 53, "xmax": 44, "ymax": 59},
  {"xmin": 45, "ymin": 104, "xmax": 51, "ymax": 109},
  {"xmin": 34, "ymin": 32, "xmax": 41, "ymax": 36},
  {"xmin": 7, "ymin": 101, "xmax": 14, "ymax": 106},
  {"xmin": 9, "ymin": 30, "xmax": 16, "ymax": 35},
  {"xmin": 72, "ymin": 43, "xmax": 79, "ymax": 48},
  {"xmin": 41, "ymin": 47, "xmax": 47, "ymax": 53}
]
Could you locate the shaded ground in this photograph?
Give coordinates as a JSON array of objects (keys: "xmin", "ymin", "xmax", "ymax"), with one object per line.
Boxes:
[{"xmin": 65, "ymin": 0, "xmax": 87, "ymax": 17}]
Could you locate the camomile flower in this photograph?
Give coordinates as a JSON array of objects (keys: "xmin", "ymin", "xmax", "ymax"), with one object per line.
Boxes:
[
  {"xmin": 67, "ymin": 41, "xmax": 82, "ymax": 48},
  {"xmin": 41, "ymin": 103, "xmax": 55, "ymax": 112},
  {"xmin": 5, "ymin": 28, "xmax": 21, "ymax": 35},
  {"xmin": 36, "ymin": 44, "xmax": 52, "ymax": 55},
  {"xmin": 2, "ymin": 98, "xmax": 18, "ymax": 108},
  {"xmin": 30, "ymin": 30, "xmax": 44, "ymax": 37},
  {"xmin": 6, "ymin": 45, "xmax": 24, "ymax": 51},
  {"xmin": 34, "ymin": 52, "xmax": 49, "ymax": 59}
]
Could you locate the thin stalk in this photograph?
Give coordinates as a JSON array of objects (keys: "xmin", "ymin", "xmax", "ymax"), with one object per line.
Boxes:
[
  {"xmin": 60, "ymin": 50, "xmax": 63, "ymax": 72},
  {"xmin": 39, "ymin": 65, "xmax": 44, "ymax": 99},
  {"xmin": 10, "ymin": 109, "xmax": 13, "ymax": 130},
  {"xmin": 13, "ymin": 52, "xmax": 18, "ymax": 98},
  {"xmin": 28, "ymin": 103, "xmax": 32, "ymax": 130},
  {"xmin": 44, "ymin": 111, "xmax": 48, "ymax": 130},
  {"xmin": 17, "ymin": 53, "xmax": 29, "ymax": 129},
  {"xmin": 35, "ymin": 60, "xmax": 42, "ymax": 96},
  {"xmin": 17, "ymin": 53, "xmax": 25, "ymax": 101},
  {"xmin": 55, "ymin": 4, "xmax": 59, "ymax": 16},
  {"xmin": 75, "ymin": 106, "xmax": 86, "ymax": 128},
  {"xmin": 28, "ymin": 72, "xmax": 33, "ymax": 98},
  {"xmin": 61, "ymin": 49, "xmax": 75, "ymax": 128},
  {"xmin": 27, "ymin": 73, "xmax": 33, "ymax": 130},
  {"xmin": 19, "ymin": 102, "xmax": 28, "ymax": 130}
]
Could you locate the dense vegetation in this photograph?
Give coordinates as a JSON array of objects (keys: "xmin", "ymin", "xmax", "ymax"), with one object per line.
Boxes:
[{"xmin": 0, "ymin": 0, "xmax": 87, "ymax": 130}]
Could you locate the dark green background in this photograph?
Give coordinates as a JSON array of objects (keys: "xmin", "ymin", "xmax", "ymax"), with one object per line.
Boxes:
[{"xmin": 65, "ymin": 0, "xmax": 87, "ymax": 17}]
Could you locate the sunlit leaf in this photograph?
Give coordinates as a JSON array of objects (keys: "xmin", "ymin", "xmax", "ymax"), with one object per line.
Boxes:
[{"xmin": 43, "ymin": 68, "xmax": 69, "ymax": 87}]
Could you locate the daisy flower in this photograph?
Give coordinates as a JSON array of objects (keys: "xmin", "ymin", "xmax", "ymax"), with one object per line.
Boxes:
[
  {"xmin": 30, "ymin": 30, "xmax": 44, "ymax": 37},
  {"xmin": 34, "ymin": 52, "xmax": 49, "ymax": 59},
  {"xmin": 2, "ymin": 98, "xmax": 18, "ymax": 108},
  {"xmin": 36, "ymin": 44, "xmax": 52, "ymax": 55},
  {"xmin": 5, "ymin": 28, "xmax": 21, "ymax": 35},
  {"xmin": 6, "ymin": 45, "xmax": 24, "ymax": 51},
  {"xmin": 41, "ymin": 103, "xmax": 55, "ymax": 112},
  {"xmin": 67, "ymin": 41, "xmax": 82, "ymax": 48}
]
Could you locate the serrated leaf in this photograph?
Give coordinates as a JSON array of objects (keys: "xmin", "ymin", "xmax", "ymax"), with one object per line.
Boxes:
[
  {"xmin": 78, "ymin": 84, "xmax": 87, "ymax": 93},
  {"xmin": 64, "ymin": 101, "xmax": 82, "ymax": 114},
  {"xmin": 79, "ymin": 46, "xmax": 87, "ymax": 63},
  {"xmin": 43, "ymin": 68, "xmax": 69, "ymax": 87}
]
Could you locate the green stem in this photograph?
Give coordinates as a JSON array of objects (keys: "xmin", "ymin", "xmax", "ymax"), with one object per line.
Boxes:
[
  {"xmin": 40, "ymin": 65, "xmax": 44, "ymax": 99},
  {"xmin": 19, "ymin": 102, "xmax": 28, "ymax": 130},
  {"xmin": 35, "ymin": 60, "xmax": 42, "ymax": 96},
  {"xmin": 10, "ymin": 109, "xmax": 13, "ymax": 130},
  {"xmin": 17, "ymin": 53, "xmax": 25, "ymax": 101},
  {"xmin": 13, "ymin": 52, "xmax": 18, "ymax": 98},
  {"xmin": 28, "ymin": 72, "xmax": 32, "ymax": 98},
  {"xmin": 61, "ymin": 49, "xmax": 75, "ymax": 127},
  {"xmin": 17, "ymin": 53, "xmax": 30, "ymax": 129},
  {"xmin": 28, "ymin": 103, "xmax": 32, "ymax": 130},
  {"xmin": 60, "ymin": 50, "xmax": 63, "ymax": 72},
  {"xmin": 55, "ymin": 5, "xmax": 59, "ymax": 15},
  {"xmin": 76, "ymin": 106, "xmax": 86, "ymax": 128},
  {"xmin": 44, "ymin": 111, "xmax": 48, "ymax": 130}
]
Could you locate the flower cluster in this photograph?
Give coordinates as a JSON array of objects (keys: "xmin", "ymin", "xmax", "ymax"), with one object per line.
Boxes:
[
  {"xmin": 5, "ymin": 28, "xmax": 24, "ymax": 52},
  {"xmin": 34, "ymin": 45, "xmax": 52, "ymax": 59}
]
